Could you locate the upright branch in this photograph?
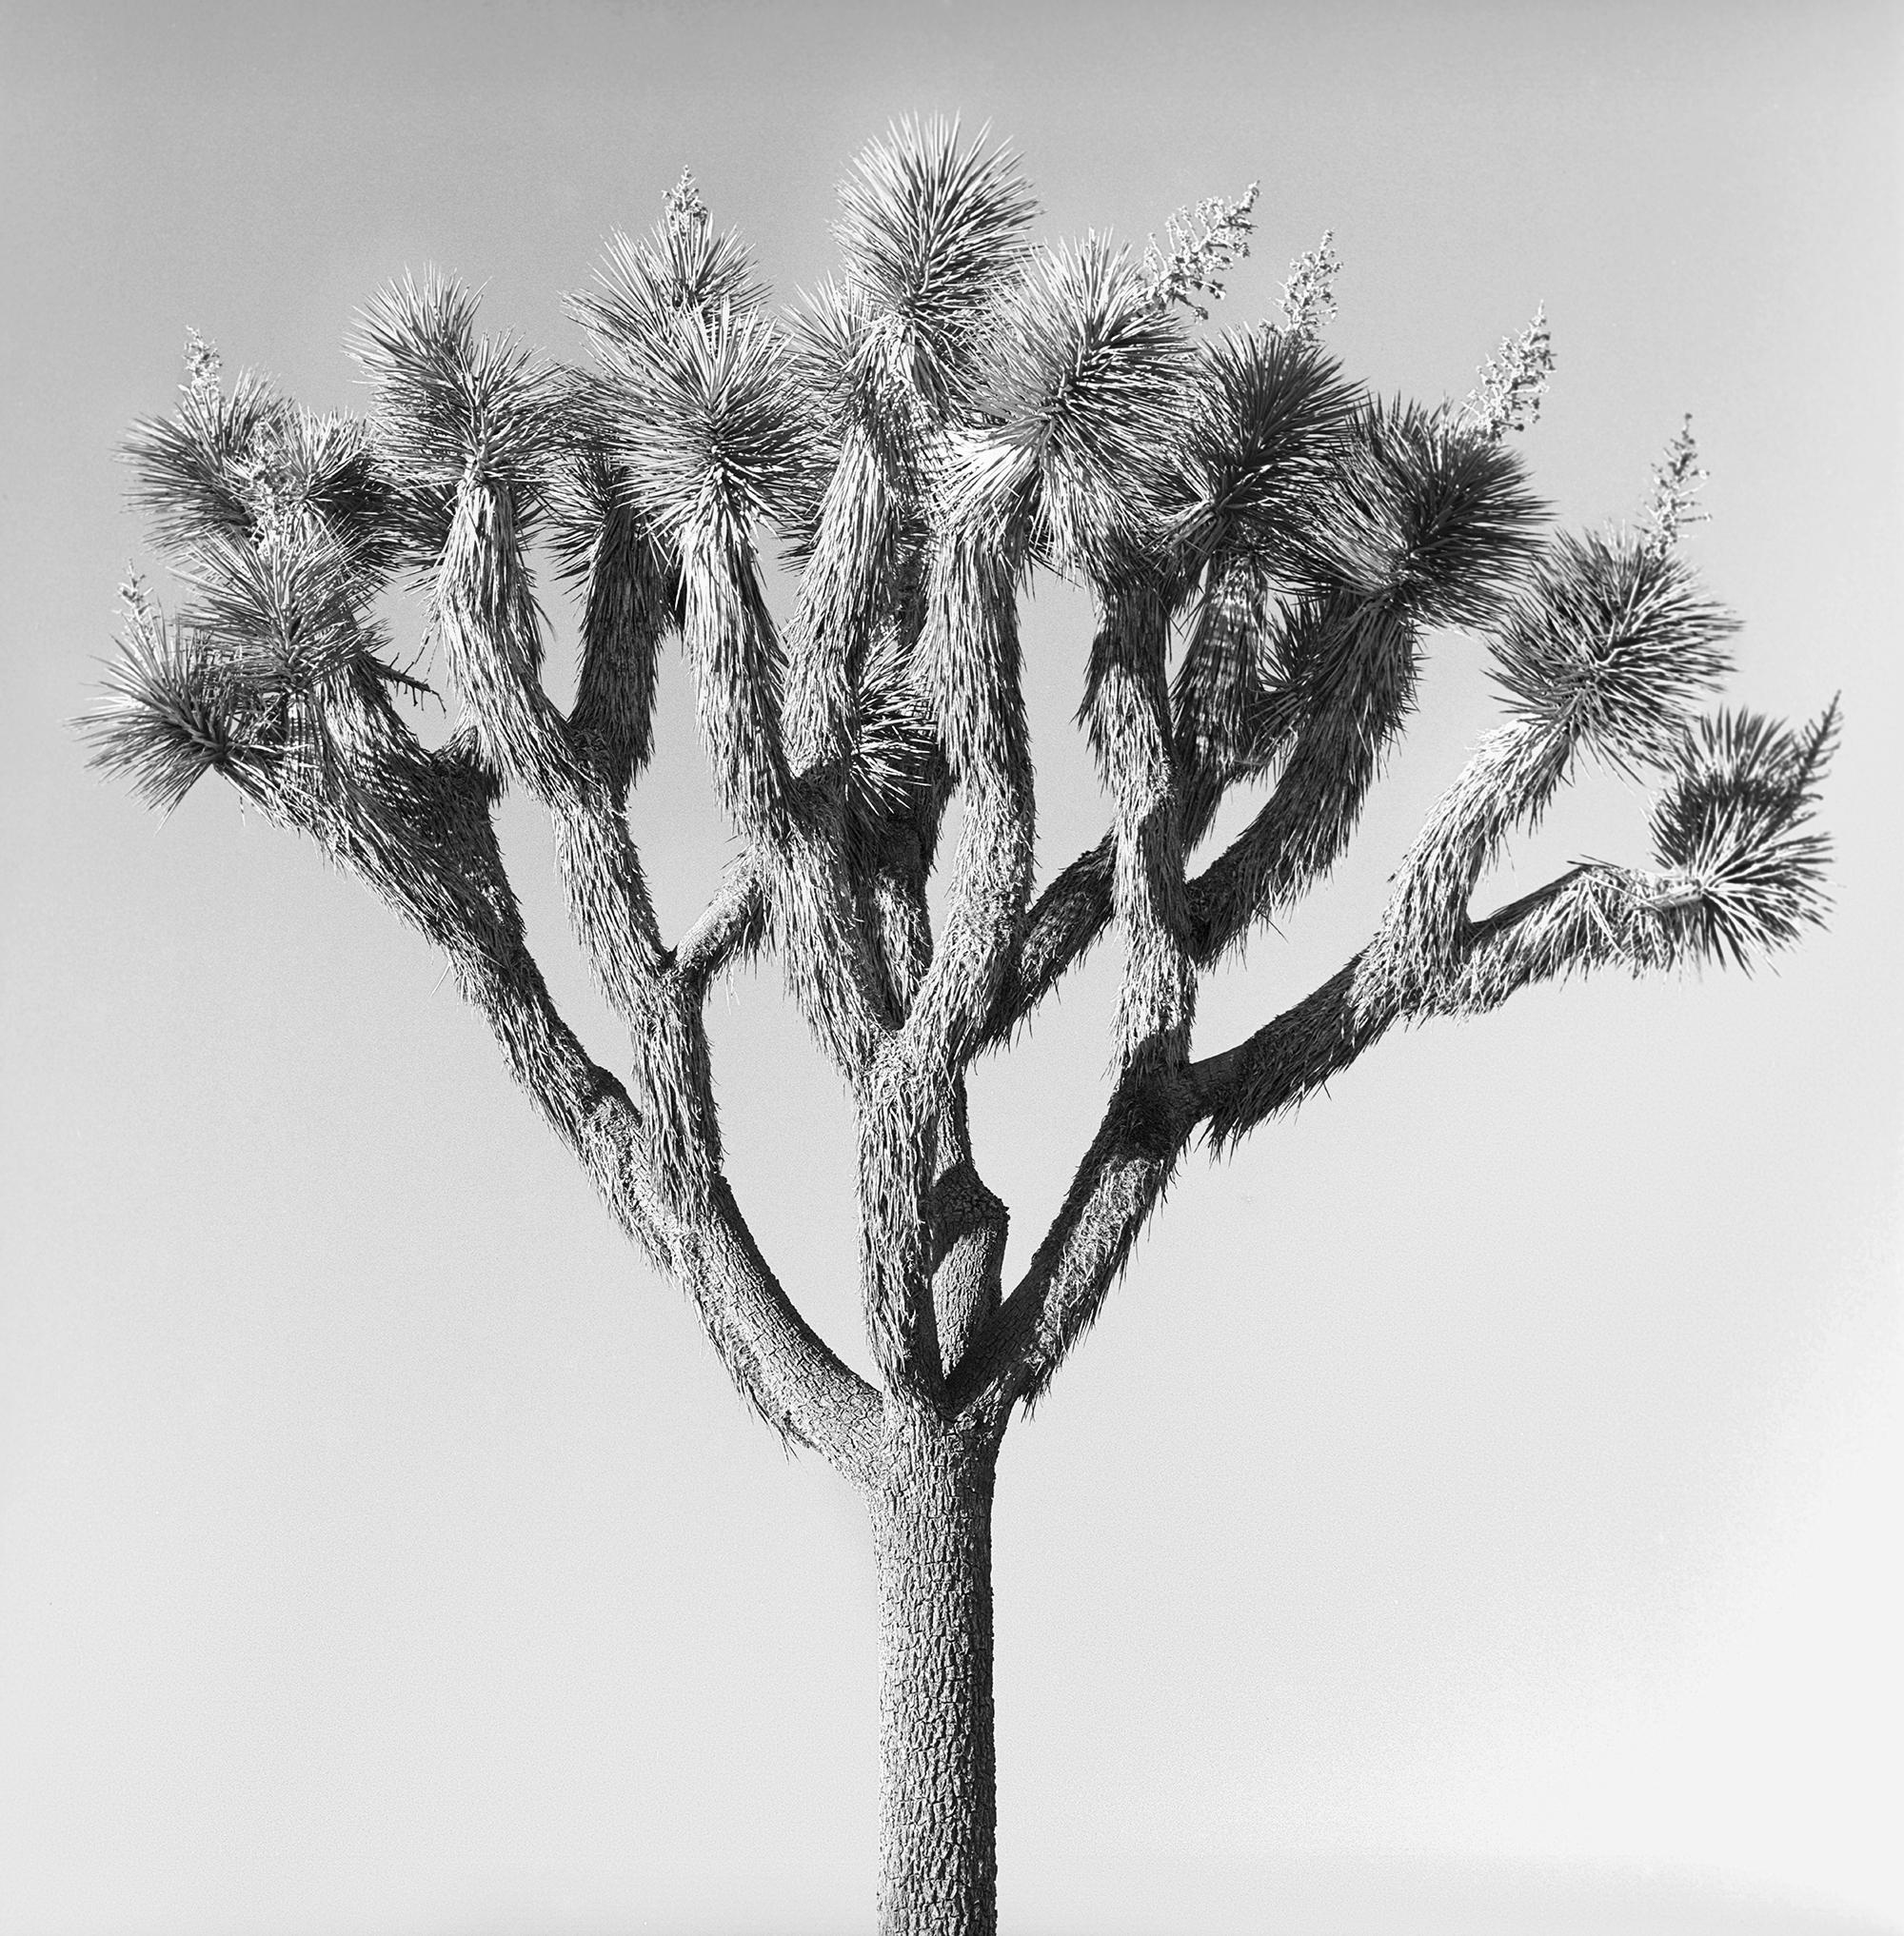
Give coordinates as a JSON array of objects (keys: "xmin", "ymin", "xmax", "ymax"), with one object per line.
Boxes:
[{"xmin": 1084, "ymin": 584, "xmax": 1195, "ymax": 1076}]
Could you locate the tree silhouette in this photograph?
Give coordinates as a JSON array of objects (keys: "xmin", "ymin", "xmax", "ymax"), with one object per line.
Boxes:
[{"xmin": 85, "ymin": 121, "xmax": 1835, "ymax": 1936}]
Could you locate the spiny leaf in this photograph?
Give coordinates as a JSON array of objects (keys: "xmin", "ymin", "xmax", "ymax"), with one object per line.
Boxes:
[
  {"xmin": 1647, "ymin": 704, "xmax": 1837, "ymax": 968},
  {"xmin": 80, "ymin": 616, "xmax": 276, "ymax": 811},
  {"xmin": 351, "ymin": 271, "xmax": 565, "ymax": 555},
  {"xmin": 1176, "ymin": 324, "xmax": 1361, "ymax": 561},
  {"xmin": 1301, "ymin": 399, "xmax": 1547, "ymax": 624},
  {"xmin": 572, "ymin": 177, "xmax": 768, "ymax": 356},
  {"xmin": 847, "ymin": 622, "xmax": 937, "ymax": 820},
  {"xmin": 129, "ymin": 377, "xmax": 401, "ymax": 582},
  {"xmin": 124, "ymin": 369, "xmax": 285, "ymax": 559},
  {"xmin": 973, "ymin": 234, "xmax": 1195, "ymax": 573},
  {"xmin": 172, "ymin": 524, "xmax": 387, "ymax": 692},
  {"xmin": 832, "ymin": 117, "xmax": 1036, "ymax": 419},
  {"xmin": 605, "ymin": 301, "xmax": 805, "ymax": 543},
  {"xmin": 1490, "ymin": 529, "xmax": 1735, "ymax": 774}
]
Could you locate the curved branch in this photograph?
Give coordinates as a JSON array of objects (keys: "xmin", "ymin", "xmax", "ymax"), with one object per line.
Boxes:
[
  {"xmin": 978, "ymin": 836, "xmax": 1115, "ymax": 1049},
  {"xmin": 436, "ymin": 474, "xmax": 724, "ymax": 1180},
  {"xmin": 241, "ymin": 672, "xmax": 883, "ymax": 1477},
  {"xmin": 680, "ymin": 523, "xmax": 798, "ymax": 842},
  {"xmin": 566, "ymin": 489, "xmax": 670, "ymax": 803},
  {"xmin": 955, "ymin": 839, "xmax": 1778, "ymax": 1432},
  {"xmin": 930, "ymin": 1080, "xmax": 1008, "ymax": 1381},
  {"xmin": 678, "ymin": 524, "xmax": 896, "ymax": 1076},
  {"xmin": 1185, "ymin": 593, "xmax": 1418, "ymax": 962},
  {"xmin": 855, "ymin": 526, "xmax": 1031, "ymax": 1402},
  {"xmin": 950, "ymin": 1064, "xmax": 1200, "ymax": 1430},
  {"xmin": 979, "ymin": 585, "xmax": 1413, "ymax": 1050},
  {"xmin": 458, "ymin": 921, "xmax": 883, "ymax": 1480},
  {"xmin": 1193, "ymin": 958, "xmax": 1389, "ymax": 1151}
]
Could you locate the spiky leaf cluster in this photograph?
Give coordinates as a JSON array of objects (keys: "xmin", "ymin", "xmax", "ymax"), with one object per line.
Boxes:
[
  {"xmin": 127, "ymin": 378, "xmax": 398, "ymax": 579},
  {"xmin": 1648, "ymin": 706, "xmax": 1836, "ymax": 967},
  {"xmin": 788, "ymin": 277, "xmax": 886, "ymax": 442},
  {"xmin": 104, "ymin": 346, "xmax": 426, "ymax": 824},
  {"xmin": 972, "ymin": 235, "xmax": 1194, "ymax": 573},
  {"xmin": 81, "ymin": 616, "xmax": 276, "ymax": 810},
  {"xmin": 566, "ymin": 189, "xmax": 807, "ymax": 550},
  {"xmin": 571, "ymin": 178, "xmax": 766, "ymax": 352},
  {"xmin": 1490, "ymin": 529, "xmax": 1736, "ymax": 774},
  {"xmin": 830, "ymin": 119, "xmax": 1036, "ymax": 423},
  {"xmin": 1300, "ymin": 399, "xmax": 1547, "ymax": 625},
  {"xmin": 609, "ymin": 302, "xmax": 804, "ymax": 543},
  {"xmin": 1176, "ymin": 325, "xmax": 1360, "ymax": 562},
  {"xmin": 352, "ymin": 273, "xmax": 565, "ymax": 556}
]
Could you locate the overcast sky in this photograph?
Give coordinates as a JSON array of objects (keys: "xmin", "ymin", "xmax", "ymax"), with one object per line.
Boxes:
[{"xmin": 2, "ymin": 3, "xmax": 1899, "ymax": 1933}]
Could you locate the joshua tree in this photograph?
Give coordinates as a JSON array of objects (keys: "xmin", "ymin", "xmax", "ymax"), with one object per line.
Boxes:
[{"xmin": 86, "ymin": 123, "xmax": 1835, "ymax": 1936}]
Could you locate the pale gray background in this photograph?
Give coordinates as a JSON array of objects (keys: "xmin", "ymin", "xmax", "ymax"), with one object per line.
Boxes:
[{"xmin": 2, "ymin": 3, "xmax": 1899, "ymax": 1932}]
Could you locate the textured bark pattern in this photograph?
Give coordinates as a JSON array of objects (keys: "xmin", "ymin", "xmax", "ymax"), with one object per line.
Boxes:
[
  {"xmin": 929, "ymin": 1156, "xmax": 1006, "ymax": 1378},
  {"xmin": 872, "ymin": 1425, "xmax": 998, "ymax": 1936}
]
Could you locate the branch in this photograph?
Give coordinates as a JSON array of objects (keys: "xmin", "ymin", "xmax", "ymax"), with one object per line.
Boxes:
[
  {"xmin": 950, "ymin": 1062, "xmax": 1200, "ymax": 1429},
  {"xmin": 929, "ymin": 1080, "xmax": 1009, "ymax": 1382},
  {"xmin": 855, "ymin": 1056, "xmax": 947, "ymax": 1401},
  {"xmin": 449, "ymin": 901, "xmax": 882, "ymax": 1479},
  {"xmin": 1084, "ymin": 585, "xmax": 1196, "ymax": 1074},
  {"xmin": 901, "ymin": 529, "xmax": 1035, "ymax": 1068},
  {"xmin": 658, "ymin": 456, "xmax": 899, "ymax": 1076},
  {"xmin": 979, "ymin": 836, "xmax": 1114, "ymax": 1048},
  {"xmin": 952, "ymin": 695, "xmax": 1835, "ymax": 1426},
  {"xmin": 1193, "ymin": 956, "xmax": 1390, "ymax": 1151},
  {"xmin": 352, "ymin": 280, "xmax": 699, "ymax": 1114},
  {"xmin": 1185, "ymin": 591, "xmax": 1418, "ymax": 962},
  {"xmin": 429, "ymin": 467, "xmax": 741, "ymax": 1193},
  {"xmin": 974, "ymin": 565, "xmax": 1247, "ymax": 1052},
  {"xmin": 1194, "ymin": 863, "xmax": 1656, "ymax": 1156},
  {"xmin": 783, "ymin": 425, "xmax": 902, "ymax": 775},
  {"xmin": 854, "ymin": 509, "xmax": 1034, "ymax": 1402},
  {"xmin": 675, "ymin": 854, "xmax": 770, "ymax": 991},
  {"xmin": 677, "ymin": 522, "xmax": 798, "ymax": 841},
  {"xmin": 979, "ymin": 583, "xmax": 1403, "ymax": 1049},
  {"xmin": 553, "ymin": 446, "xmax": 672, "ymax": 805}
]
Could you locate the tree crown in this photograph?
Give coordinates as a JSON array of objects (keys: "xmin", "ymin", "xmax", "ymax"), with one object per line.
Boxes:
[{"xmin": 86, "ymin": 120, "xmax": 1835, "ymax": 1474}]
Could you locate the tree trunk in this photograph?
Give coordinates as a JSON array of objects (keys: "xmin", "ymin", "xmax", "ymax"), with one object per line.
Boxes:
[{"xmin": 870, "ymin": 1419, "xmax": 998, "ymax": 1936}]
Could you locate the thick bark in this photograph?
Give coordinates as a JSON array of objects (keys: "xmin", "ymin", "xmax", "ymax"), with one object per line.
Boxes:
[{"xmin": 870, "ymin": 1418, "xmax": 999, "ymax": 1936}]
